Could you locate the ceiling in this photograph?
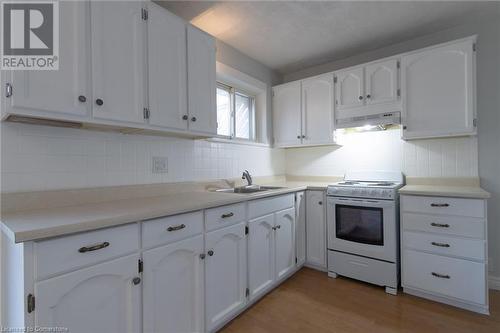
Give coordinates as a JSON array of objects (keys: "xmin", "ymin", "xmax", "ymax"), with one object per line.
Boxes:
[{"xmin": 158, "ymin": 1, "xmax": 499, "ymax": 75}]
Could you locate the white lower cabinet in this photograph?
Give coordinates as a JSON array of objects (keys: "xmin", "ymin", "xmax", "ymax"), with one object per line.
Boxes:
[
  {"xmin": 275, "ymin": 208, "xmax": 296, "ymax": 281},
  {"xmin": 305, "ymin": 190, "xmax": 327, "ymax": 270},
  {"xmin": 143, "ymin": 235, "xmax": 205, "ymax": 333},
  {"xmin": 295, "ymin": 191, "xmax": 306, "ymax": 266},
  {"xmin": 35, "ymin": 254, "xmax": 141, "ymax": 333},
  {"xmin": 205, "ymin": 223, "xmax": 247, "ymax": 332}
]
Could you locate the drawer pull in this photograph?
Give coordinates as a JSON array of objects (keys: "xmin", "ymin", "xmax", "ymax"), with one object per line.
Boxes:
[
  {"xmin": 167, "ymin": 224, "xmax": 186, "ymax": 232},
  {"xmin": 431, "ymin": 272, "xmax": 450, "ymax": 279},
  {"xmin": 431, "ymin": 241, "xmax": 450, "ymax": 248},
  {"xmin": 78, "ymin": 241, "xmax": 110, "ymax": 253},
  {"xmin": 221, "ymin": 212, "xmax": 234, "ymax": 218},
  {"xmin": 430, "ymin": 222, "xmax": 450, "ymax": 228},
  {"xmin": 431, "ymin": 203, "xmax": 450, "ymax": 207}
]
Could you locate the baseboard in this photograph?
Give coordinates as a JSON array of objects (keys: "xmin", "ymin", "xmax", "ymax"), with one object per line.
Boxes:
[{"xmin": 489, "ymin": 275, "xmax": 500, "ymax": 290}]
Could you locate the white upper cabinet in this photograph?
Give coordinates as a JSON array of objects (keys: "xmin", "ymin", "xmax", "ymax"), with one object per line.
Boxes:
[
  {"xmin": 147, "ymin": 2, "xmax": 187, "ymax": 131},
  {"xmin": 187, "ymin": 25, "xmax": 217, "ymax": 135},
  {"xmin": 301, "ymin": 74, "xmax": 335, "ymax": 145},
  {"xmin": 365, "ymin": 59, "xmax": 398, "ymax": 106},
  {"xmin": 35, "ymin": 254, "xmax": 141, "ymax": 333},
  {"xmin": 91, "ymin": 1, "xmax": 146, "ymax": 124},
  {"xmin": 401, "ymin": 38, "xmax": 476, "ymax": 139},
  {"xmin": 336, "ymin": 67, "xmax": 364, "ymax": 109},
  {"xmin": 273, "ymin": 81, "xmax": 302, "ymax": 147},
  {"xmin": 4, "ymin": 0, "xmax": 91, "ymax": 120},
  {"xmin": 275, "ymin": 208, "xmax": 296, "ymax": 281}
]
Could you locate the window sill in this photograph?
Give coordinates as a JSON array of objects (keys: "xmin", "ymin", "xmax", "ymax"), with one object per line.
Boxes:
[{"xmin": 204, "ymin": 136, "xmax": 272, "ymax": 148}]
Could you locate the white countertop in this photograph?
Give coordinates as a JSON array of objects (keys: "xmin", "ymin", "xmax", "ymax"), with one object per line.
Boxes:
[{"xmin": 399, "ymin": 184, "xmax": 490, "ymax": 199}]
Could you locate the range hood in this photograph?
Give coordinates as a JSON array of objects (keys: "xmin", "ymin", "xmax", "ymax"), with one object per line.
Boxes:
[{"xmin": 336, "ymin": 112, "xmax": 401, "ymax": 129}]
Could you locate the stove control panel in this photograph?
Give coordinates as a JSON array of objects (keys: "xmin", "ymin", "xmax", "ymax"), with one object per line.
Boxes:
[{"xmin": 327, "ymin": 186, "xmax": 396, "ymax": 200}]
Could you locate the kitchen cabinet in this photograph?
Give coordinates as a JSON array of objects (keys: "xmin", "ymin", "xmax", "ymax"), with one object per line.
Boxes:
[
  {"xmin": 306, "ymin": 190, "xmax": 327, "ymax": 270},
  {"xmin": 275, "ymin": 208, "xmax": 296, "ymax": 280},
  {"xmin": 295, "ymin": 191, "xmax": 306, "ymax": 266},
  {"xmin": 2, "ymin": 0, "xmax": 91, "ymax": 121},
  {"xmin": 35, "ymin": 254, "xmax": 141, "ymax": 333},
  {"xmin": 335, "ymin": 67, "xmax": 364, "ymax": 110},
  {"xmin": 187, "ymin": 25, "xmax": 217, "ymax": 135},
  {"xmin": 143, "ymin": 235, "xmax": 205, "ymax": 333},
  {"xmin": 90, "ymin": 0, "xmax": 146, "ymax": 124},
  {"xmin": 205, "ymin": 223, "xmax": 247, "ymax": 332},
  {"xmin": 147, "ymin": 2, "xmax": 187, "ymax": 130},
  {"xmin": 272, "ymin": 81, "xmax": 302, "ymax": 147},
  {"xmin": 365, "ymin": 59, "xmax": 399, "ymax": 106},
  {"xmin": 401, "ymin": 37, "xmax": 476, "ymax": 139}
]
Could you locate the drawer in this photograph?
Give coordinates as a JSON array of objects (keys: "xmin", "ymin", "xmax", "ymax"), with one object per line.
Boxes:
[
  {"xmin": 403, "ymin": 231, "xmax": 486, "ymax": 261},
  {"xmin": 402, "ymin": 249, "xmax": 486, "ymax": 305},
  {"xmin": 248, "ymin": 194, "xmax": 294, "ymax": 219},
  {"xmin": 402, "ymin": 213, "xmax": 485, "ymax": 239},
  {"xmin": 35, "ymin": 223, "xmax": 139, "ymax": 280},
  {"xmin": 401, "ymin": 195, "xmax": 485, "ymax": 218},
  {"xmin": 205, "ymin": 203, "xmax": 246, "ymax": 232},
  {"xmin": 142, "ymin": 211, "xmax": 203, "ymax": 248}
]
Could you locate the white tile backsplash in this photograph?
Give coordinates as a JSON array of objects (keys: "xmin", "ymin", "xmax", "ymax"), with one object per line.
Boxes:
[{"xmin": 0, "ymin": 123, "xmax": 285, "ymax": 192}]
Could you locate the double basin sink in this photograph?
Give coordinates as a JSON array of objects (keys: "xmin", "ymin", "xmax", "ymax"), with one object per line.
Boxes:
[{"xmin": 214, "ymin": 185, "xmax": 285, "ymax": 194}]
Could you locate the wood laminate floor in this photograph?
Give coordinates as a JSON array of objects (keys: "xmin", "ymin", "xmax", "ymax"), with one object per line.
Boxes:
[{"xmin": 221, "ymin": 268, "xmax": 500, "ymax": 333}]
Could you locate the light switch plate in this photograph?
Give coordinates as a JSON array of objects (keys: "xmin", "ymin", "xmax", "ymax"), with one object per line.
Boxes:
[{"xmin": 152, "ymin": 156, "xmax": 168, "ymax": 173}]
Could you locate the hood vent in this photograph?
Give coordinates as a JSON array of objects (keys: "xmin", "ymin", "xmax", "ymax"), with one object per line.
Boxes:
[{"xmin": 336, "ymin": 112, "xmax": 401, "ymax": 129}]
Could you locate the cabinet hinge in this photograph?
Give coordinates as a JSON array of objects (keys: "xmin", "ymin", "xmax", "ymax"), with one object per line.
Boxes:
[
  {"xmin": 141, "ymin": 8, "xmax": 148, "ymax": 20},
  {"xmin": 245, "ymin": 226, "xmax": 249, "ymax": 235},
  {"xmin": 473, "ymin": 43, "xmax": 476, "ymax": 52},
  {"xmin": 245, "ymin": 288, "xmax": 249, "ymax": 298},
  {"xmin": 397, "ymin": 89, "xmax": 401, "ymax": 97},
  {"xmin": 333, "ymin": 76, "xmax": 337, "ymax": 84},
  {"xmin": 27, "ymin": 294, "xmax": 35, "ymax": 313},
  {"xmin": 143, "ymin": 108, "xmax": 150, "ymax": 120},
  {"xmin": 295, "ymin": 257, "xmax": 298, "ymax": 264},
  {"xmin": 473, "ymin": 118, "xmax": 477, "ymax": 127},
  {"xmin": 138, "ymin": 259, "xmax": 143, "ymax": 273},
  {"xmin": 5, "ymin": 83, "xmax": 12, "ymax": 98},
  {"xmin": 272, "ymin": 90, "xmax": 275, "ymax": 98},
  {"xmin": 397, "ymin": 61, "xmax": 400, "ymax": 69},
  {"xmin": 335, "ymin": 99, "xmax": 338, "ymax": 105}
]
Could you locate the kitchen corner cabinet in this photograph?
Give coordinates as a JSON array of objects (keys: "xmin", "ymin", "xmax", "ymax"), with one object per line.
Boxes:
[
  {"xmin": 272, "ymin": 81, "xmax": 302, "ymax": 147},
  {"xmin": 295, "ymin": 191, "xmax": 306, "ymax": 266},
  {"xmin": 401, "ymin": 37, "xmax": 476, "ymax": 139},
  {"xmin": 305, "ymin": 190, "xmax": 327, "ymax": 270}
]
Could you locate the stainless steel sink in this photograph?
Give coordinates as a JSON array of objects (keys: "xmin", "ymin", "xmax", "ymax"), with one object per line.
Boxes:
[{"xmin": 214, "ymin": 185, "xmax": 285, "ymax": 194}]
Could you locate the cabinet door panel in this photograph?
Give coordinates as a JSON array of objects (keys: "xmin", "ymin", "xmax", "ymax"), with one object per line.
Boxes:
[
  {"xmin": 187, "ymin": 25, "xmax": 217, "ymax": 135},
  {"xmin": 248, "ymin": 214, "xmax": 275, "ymax": 300},
  {"xmin": 295, "ymin": 192, "xmax": 306, "ymax": 266},
  {"xmin": 401, "ymin": 39, "xmax": 475, "ymax": 139},
  {"xmin": 35, "ymin": 254, "xmax": 140, "ymax": 333},
  {"xmin": 273, "ymin": 81, "xmax": 302, "ymax": 147},
  {"xmin": 365, "ymin": 59, "xmax": 398, "ymax": 106},
  {"xmin": 147, "ymin": 3, "xmax": 187, "ymax": 130},
  {"xmin": 275, "ymin": 208, "xmax": 296, "ymax": 280},
  {"xmin": 306, "ymin": 191, "xmax": 326, "ymax": 269},
  {"xmin": 205, "ymin": 223, "xmax": 247, "ymax": 332},
  {"xmin": 143, "ymin": 235, "xmax": 204, "ymax": 333},
  {"xmin": 302, "ymin": 74, "xmax": 334, "ymax": 145},
  {"xmin": 8, "ymin": 0, "xmax": 90, "ymax": 119},
  {"xmin": 336, "ymin": 67, "xmax": 364, "ymax": 109},
  {"xmin": 91, "ymin": 1, "xmax": 146, "ymax": 124}
]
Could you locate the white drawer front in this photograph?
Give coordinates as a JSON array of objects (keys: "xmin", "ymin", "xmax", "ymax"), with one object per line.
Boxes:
[
  {"xmin": 402, "ymin": 213, "xmax": 485, "ymax": 239},
  {"xmin": 142, "ymin": 211, "xmax": 203, "ymax": 248},
  {"xmin": 35, "ymin": 223, "xmax": 139, "ymax": 280},
  {"xmin": 401, "ymin": 195, "xmax": 485, "ymax": 218},
  {"xmin": 403, "ymin": 231, "xmax": 485, "ymax": 261},
  {"xmin": 248, "ymin": 194, "xmax": 294, "ymax": 219},
  {"xmin": 403, "ymin": 249, "xmax": 486, "ymax": 305},
  {"xmin": 205, "ymin": 203, "xmax": 246, "ymax": 232}
]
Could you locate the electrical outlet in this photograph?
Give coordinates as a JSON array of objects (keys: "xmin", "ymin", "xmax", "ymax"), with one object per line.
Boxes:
[{"xmin": 152, "ymin": 156, "xmax": 168, "ymax": 174}]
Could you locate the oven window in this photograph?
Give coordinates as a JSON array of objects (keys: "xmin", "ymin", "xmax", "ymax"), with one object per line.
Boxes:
[{"xmin": 335, "ymin": 204, "xmax": 384, "ymax": 246}]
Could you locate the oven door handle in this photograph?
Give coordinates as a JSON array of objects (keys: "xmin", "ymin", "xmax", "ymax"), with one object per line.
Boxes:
[{"xmin": 327, "ymin": 197, "xmax": 393, "ymax": 208}]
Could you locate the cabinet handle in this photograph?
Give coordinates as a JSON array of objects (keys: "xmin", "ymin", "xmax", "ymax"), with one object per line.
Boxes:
[
  {"xmin": 191, "ymin": 116, "xmax": 197, "ymax": 122},
  {"xmin": 132, "ymin": 277, "xmax": 141, "ymax": 285},
  {"xmin": 302, "ymin": 135, "xmax": 306, "ymax": 139},
  {"xmin": 199, "ymin": 253, "xmax": 206, "ymax": 260},
  {"xmin": 431, "ymin": 203, "xmax": 449, "ymax": 207},
  {"xmin": 358, "ymin": 96, "xmax": 363, "ymax": 100},
  {"xmin": 78, "ymin": 241, "xmax": 110, "ymax": 253},
  {"xmin": 318, "ymin": 201, "xmax": 323, "ymax": 205},
  {"xmin": 182, "ymin": 115, "xmax": 188, "ymax": 120},
  {"xmin": 275, "ymin": 225, "xmax": 281, "ymax": 230},
  {"xmin": 221, "ymin": 212, "xmax": 234, "ymax": 218},
  {"xmin": 431, "ymin": 272, "xmax": 450, "ymax": 279},
  {"xmin": 208, "ymin": 250, "xmax": 214, "ymax": 256},
  {"xmin": 366, "ymin": 94, "xmax": 371, "ymax": 99},
  {"xmin": 78, "ymin": 95, "xmax": 86, "ymax": 103},
  {"xmin": 167, "ymin": 224, "xmax": 186, "ymax": 232},
  {"xmin": 95, "ymin": 98, "xmax": 103, "ymax": 106},
  {"xmin": 430, "ymin": 222, "xmax": 450, "ymax": 228},
  {"xmin": 297, "ymin": 135, "xmax": 301, "ymax": 139},
  {"xmin": 431, "ymin": 241, "xmax": 450, "ymax": 248}
]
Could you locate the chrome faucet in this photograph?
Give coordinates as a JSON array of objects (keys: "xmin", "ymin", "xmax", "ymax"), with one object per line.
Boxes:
[{"xmin": 242, "ymin": 170, "xmax": 253, "ymax": 186}]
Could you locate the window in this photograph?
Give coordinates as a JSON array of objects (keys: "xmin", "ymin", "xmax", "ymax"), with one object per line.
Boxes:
[{"xmin": 216, "ymin": 82, "xmax": 255, "ymax": 140}]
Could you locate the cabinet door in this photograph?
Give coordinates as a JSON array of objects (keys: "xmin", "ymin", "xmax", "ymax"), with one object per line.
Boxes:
[
  {"xmin": 335, "ymin": 67, "xmax": 364, "ymax": 109},
  {"xmin": 275, "ymin": 208, "xmax": 296, "ymax": 281},
  {"xmin": 35, "ymin": 254, "xmax": 140, "ymax": 333},
  {"xmin": 306, "ymin": 191, "xmax": 326, "ymax": 269},
  {"xmin": 273, "ymin": 81, "xmax": 302, "ymax": 147},
  {"xmin": 301, "ymin": 74, "xmax": 335, "ymax": 145},
  {"xmin": 147, "ymin": 3, "xmax": 187, "ymax": 130},
  {"xmin": 143, "ymin": 235, "xmax": 204, "ymax": 333},
  {"xmin": 365, "ymin": 59, "xmax": 398, "ymax": 106},
  {"xmin": 401, "ymin": 39, "xmax": 475, "ymax": 139},
  {"xmin": 91, "ymin": 1, "xmax": 146, "ymax": 124},
  {"xmin": 187, "ymin": 25, "xmax": 217, "ymax": 135},
  {"xmin": 248, "ymin": 214, "xmax": 275, "ymax": 300},
  {"xmin": 295, "ymin": 191, "xmax": 306, "ymax": 266},
  {"xmin": 205, "ymin": 223, "xmax": 247, "ymax": 332},
  {"xmin": 6, "ymin": 0, "xmax": 90, "ymax": 120}
]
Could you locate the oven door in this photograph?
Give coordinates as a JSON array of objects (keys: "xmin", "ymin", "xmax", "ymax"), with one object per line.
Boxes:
[{"xmin": 327, "ymin": 196, "xmax": 397, "ymax": 263}]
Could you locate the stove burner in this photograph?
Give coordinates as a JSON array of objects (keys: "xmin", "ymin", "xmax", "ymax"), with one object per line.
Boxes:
[
  {"xmin": 367, "ymin": 182, "xmax": 395, "ymax": 186},
  {"xmin": 338, "ymin": 181, "xmax": 359, "ymax": 185}
]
